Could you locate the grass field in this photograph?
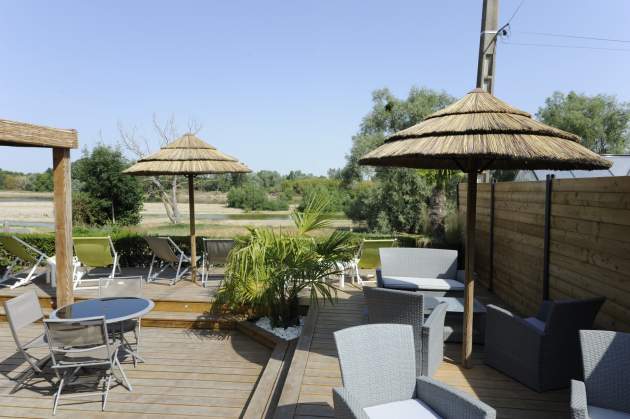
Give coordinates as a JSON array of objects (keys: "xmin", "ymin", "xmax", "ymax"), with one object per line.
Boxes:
[{"xmin": 0, "ymin": 191, "xmax": 353, "ymax": 236}]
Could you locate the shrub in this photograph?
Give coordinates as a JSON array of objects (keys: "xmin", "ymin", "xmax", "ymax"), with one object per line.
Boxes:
[
  {"xmin": 217, "ymin": 194, "xmax": 355, "ymax": 328},
  {"xmin": 227, "ymin": 183, "xmax": 289, "ymax": 211}
]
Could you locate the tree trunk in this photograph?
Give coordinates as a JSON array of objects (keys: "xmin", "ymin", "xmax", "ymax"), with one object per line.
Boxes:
[
  {"xmin": 149, "ymin": 176, "xmax": 181, "ymax": 224},
  {"xmin": 428, "ymin": 186, "xmax": 447, "ymax": 244},
  {"xmin": 170, "ymin": 176, "xmax": 181, "ymax": 223}
]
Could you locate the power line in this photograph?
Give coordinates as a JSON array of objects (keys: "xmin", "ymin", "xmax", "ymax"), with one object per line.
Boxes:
[
  {"xmin": 501, "ymin": 40, "xmax": 630, "ymax": 53},
  {"xmin": 512, "ymin": 31, "xmax": 630, "ymax": 44},
  {"xmin": 506, "ymin": 0, "xmax": 525, "ymax": 25}
]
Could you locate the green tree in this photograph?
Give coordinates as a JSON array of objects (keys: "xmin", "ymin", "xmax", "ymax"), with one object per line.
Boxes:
[
  {"xmin": 26, "ymin": 169, "xmax": 53, "ymax": 192},
  {"xmin": 342, "ymin": 87, "xmax": 456, "ymax": 238},
  {"xmin": 537, "ymin": 91, "xmax": 630, "ymax": 154},
  {"xmin": 73, "ymin": 145, "xmax": 144, "ymax": 225}
]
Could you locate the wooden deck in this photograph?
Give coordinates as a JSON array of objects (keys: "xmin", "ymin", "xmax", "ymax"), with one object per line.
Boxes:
[
  {"xmin": 274, "ymin": 286, "xmax": 569, "ymax": 419},
  {"xmin": 0, "ymin": 323, "xmax": 271, "ymax": 418}
]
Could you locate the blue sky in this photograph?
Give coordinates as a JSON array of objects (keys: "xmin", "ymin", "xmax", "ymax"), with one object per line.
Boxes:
[{"xmin": 1, "ymin": 1, "xmax": 629, "ymax": 175}]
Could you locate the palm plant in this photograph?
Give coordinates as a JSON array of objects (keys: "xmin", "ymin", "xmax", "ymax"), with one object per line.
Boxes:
[{"xmin": 216, "ymin": 194, "xmax": 355, "ymax": 328}]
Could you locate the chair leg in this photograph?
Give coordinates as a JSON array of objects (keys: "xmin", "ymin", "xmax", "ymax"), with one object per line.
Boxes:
[
  {"xmin": 52, "ymin": 376, "xmax": 65, "ymax": 415},
  {"xmin": 114, "ymin": 356, "xmax": 133, "ymax": 391},
  {"xmin": 102, "ymin": 370, "xmax": 113, "ymax": 411},
  {"xmin": 147, "ymin": 254, "xmax": 156, "ymax": 282}
]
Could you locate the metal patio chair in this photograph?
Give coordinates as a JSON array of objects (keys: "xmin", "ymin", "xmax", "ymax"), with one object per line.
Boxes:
[
  {"xmin": 145, "ymin": 236, "xmax": 197, "ymax": 285},
  {"xmin": 73, "ymin": 236, "xmax": 121, "ymax": 290},
  {"xmin": 333, "ymin": 324, "xmax": 496, "ymax": 419},
  {"xmin": 0, "ymin": 235, "xmax": 51, "ymax": 289},
  {"xmin": 44, "ymin": 316, "xmax": 132, "ymax": 415},
  {"xmin": 3, "ymin": 291, "xmax": 51, "ymax": 388},
  {"xmin": 99, "ymin": 276, "xmax": 144, "ymax": 367},
  {"xmin": 201, "ymin": 238, "xmax": 234, "ymax": 287}
]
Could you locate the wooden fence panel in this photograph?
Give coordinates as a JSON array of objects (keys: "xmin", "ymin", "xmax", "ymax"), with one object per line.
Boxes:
[{"xmin": 459, "ymin": 176, "xmax": 630, "ymax": 331}]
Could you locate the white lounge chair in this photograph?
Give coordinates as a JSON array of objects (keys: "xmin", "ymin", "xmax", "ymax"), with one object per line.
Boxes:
[
  {"xmin": 377, "ymin": 248, "xmax": 467, "ymax": 296},
  {"xmin": 72, "ymin": 236, "xmax": 121, "ymax": 290},
  {"xmin": 0, "ymin": 236, "xmax": 50, "ymax": 289}
]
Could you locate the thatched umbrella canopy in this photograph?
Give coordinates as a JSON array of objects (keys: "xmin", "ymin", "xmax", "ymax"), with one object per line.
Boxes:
[
  {"xmin": 124, "ymin": 133, "xmax": 251, "ymax": 283},
  {"xmin": 360, "ymin": 89, "xmax": 611, "ymax": 368}
]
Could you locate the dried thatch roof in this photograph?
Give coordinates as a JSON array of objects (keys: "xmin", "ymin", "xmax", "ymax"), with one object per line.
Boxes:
[
  {"xmin": 0, "ymin": 119, "xmax": 78, "ymax": 149},
  {"xmin": 124, "ymin": 133, "xmax": 251, "ymax": 175},
  {"xmin": 359, "ymin": 89, "xmax": 611, "ymax": 171}
]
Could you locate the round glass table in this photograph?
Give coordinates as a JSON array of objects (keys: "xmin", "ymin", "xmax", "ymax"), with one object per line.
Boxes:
[{"xmin": 51, "ymin": 297, "xmax": 155, "ymax": 323}]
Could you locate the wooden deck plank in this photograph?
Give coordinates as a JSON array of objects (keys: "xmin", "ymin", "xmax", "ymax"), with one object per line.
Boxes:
[
  {"xmin": 0, "ymin": 323, "xmax": 271, "ymax": 418},
  {"xmin": 274, "ymin": 284, "xmax": 571, "ymax": 419}
]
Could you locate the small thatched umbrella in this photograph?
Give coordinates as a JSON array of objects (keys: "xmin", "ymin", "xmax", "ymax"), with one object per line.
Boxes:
[
  {"xmin": 359, "ymin": 89, "xmax": 611, "ymax": 368},
  {"xmin": 124, "ymin": 133, "xmax": 251, "ymax": 282}
]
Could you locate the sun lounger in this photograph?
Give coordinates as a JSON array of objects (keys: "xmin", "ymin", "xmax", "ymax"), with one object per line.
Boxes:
[
  {"xmin": 0, "ymin": 236, "xmax": 50, "ymax": 289},
  {"xmin": 73, "ymin": 236, "xmax": 121, "ymax": 289}
]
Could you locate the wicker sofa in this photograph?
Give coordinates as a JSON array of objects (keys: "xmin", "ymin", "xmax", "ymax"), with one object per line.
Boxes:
[
  {"xmin": 485, "ymin": 297, "xmax": 605, "ymax": 392},
  {"xmin": 375, "ymin": 248, "xmax": 465, "ymax": 296}
]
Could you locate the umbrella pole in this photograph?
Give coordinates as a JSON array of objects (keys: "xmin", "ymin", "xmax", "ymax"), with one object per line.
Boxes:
[
  {"xmin": 188, "ymin": 174, "xmax": 197, "ymax": 284},
  {"xmin": 462, "ymin": 171, "xmax": 477, "ymax": 368}
]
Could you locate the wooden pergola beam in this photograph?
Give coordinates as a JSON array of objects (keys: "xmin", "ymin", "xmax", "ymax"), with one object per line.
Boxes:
[
  {"xmin": 0, "ymin": 118, "xmax": 78, "ymax": 308},
  {"xmin": 0, "ymin": 119, "xmax": 78, "ymax": 149}
]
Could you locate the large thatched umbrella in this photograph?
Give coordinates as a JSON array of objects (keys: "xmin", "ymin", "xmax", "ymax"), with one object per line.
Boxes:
[
  {"xmin": 124, "ymin": 133, "xmax": 251, "ymax": 283},
  {"xmin": 359, "ymin": 89, "xmax": 611, "ymax": 368}
]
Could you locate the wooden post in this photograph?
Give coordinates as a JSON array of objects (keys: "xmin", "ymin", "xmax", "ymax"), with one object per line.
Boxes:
[
  {"xmin": 462, "ymin": 171, "xmax": 478, "ymax": 368},
  {"xmin": 188, "ymin": 174, "xmax": 197, "ymax": 283},
  {"xmin": 542, "ymin": 174, "xmax": 554, "ymax": 301},
  {"xmin": 489, "ymin": 178, "xmax": 496, "ymax": 292},
  {"xmin": 52, "ymin": 148, "xmax": 74, "ymax": 307}
]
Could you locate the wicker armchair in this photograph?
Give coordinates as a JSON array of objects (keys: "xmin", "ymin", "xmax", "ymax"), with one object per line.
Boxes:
[
  {"xmin": 333, "ymin": 324, "xmax": 496, "ymax": 419},
  {"xmin": 485, "ymin": 297, "xmax": 605, "ymax": 392},
  {"xmin": 570, "ymin": 330, "xmax": 630, "ymax": 419},
  {"xmin": 364, "ymin": 287, "xmax": 448, "ymax": 377}
]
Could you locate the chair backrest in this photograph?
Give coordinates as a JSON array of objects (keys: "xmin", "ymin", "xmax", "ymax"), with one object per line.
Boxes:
[
  {"xmin": 545, "ymin": 297, "xmax": 605, "ymax": 335},
  {"xmin": 99, "ymin": 276, "xmax": 143, "ymax": 298},
  {"xmin": 357, "ymin": 239, "xmax": 396, "ymax": 269},
  {"xmin": 0, "ymin": 236, "xmax": 43, "ymax": 263},
  {"xmin": 4, "ymin": 291, "xmax": 44, "ymax": 343},
  {"xmin": 145, "ymin": 236, "xmax": 181, "ymax": 263},
  {"xmin": 364, "ymin": 286, "xmax": 425, "ymax": 327},
  {"xmin": 73, "ymin": 237, "xmax": 115, "ymax": 268},
  {"xmin": 580, "ymin": 330, "xmax": 630, "ymax": 413},
  {"xmin": 44, "ymin": 317, "xmax": 111, "ymax": 364},
  {"xmin": 334, "ymin": 324, "xmax": 417, "ymax": 408},
  {"xmin": 379, "ymin": 247, "xmax": 458, "ymax": 279},
  {"xmin": 203, "ymin": 239, "xmax": 235, "ymax": 265}
]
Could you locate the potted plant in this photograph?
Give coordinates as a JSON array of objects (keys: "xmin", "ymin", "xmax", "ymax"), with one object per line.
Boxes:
[{"xmin": 216, "ymin": 194, "xmax": 354, "ymax": 329}]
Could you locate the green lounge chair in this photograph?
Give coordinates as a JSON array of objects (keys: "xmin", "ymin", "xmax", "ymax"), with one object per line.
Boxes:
[
  {"xmin": 345, "ymin": 239, "xmax": 396, "ymax": 286},
  {"xmin": 0, "ymin": 236, "xmax": 50, "ymax": 289},
  {"xmin": 73, "ymin": 236, "xmax": 120, "ymax": 289}
]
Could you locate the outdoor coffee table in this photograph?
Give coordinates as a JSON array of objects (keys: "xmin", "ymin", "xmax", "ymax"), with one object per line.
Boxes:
[
  {"xmin": 51, "ymin": 297, "xmax": 155, "ymax": 363},
  {"xmin": 425, "ymin": 296, "xmax": 486, "ymax": 344}
]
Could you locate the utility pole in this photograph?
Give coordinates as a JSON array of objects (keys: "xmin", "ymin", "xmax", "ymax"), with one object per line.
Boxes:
[
  {"xmin": 476, "ymin": 0, "xmax": 499, "ymax": 93},
  {"xmin": 476, "ymin": 0, "xmax": 499, "ymax": 184}
]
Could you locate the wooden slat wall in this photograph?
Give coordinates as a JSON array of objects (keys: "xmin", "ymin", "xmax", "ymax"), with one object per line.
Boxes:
[{"xmin": 459, "ymin": 177, "xmax": 630, "ymax": 331}]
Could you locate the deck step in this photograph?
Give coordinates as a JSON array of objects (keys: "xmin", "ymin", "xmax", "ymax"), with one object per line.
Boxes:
[{"xmin": 0, "ymin": 307, "xmax": 244, "ymax": 330}]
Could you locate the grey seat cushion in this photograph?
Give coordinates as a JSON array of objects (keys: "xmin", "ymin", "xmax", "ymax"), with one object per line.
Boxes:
[
  {"xmin": 382, "ymin": 276, "xmax": 465, "ymax": 291},
  {"xmin": 589, "ymin": 405, "xmax": 630, "ymax": 419},
  {"xmin": 524, "ymin": 317, "xmax": 546, "ymax": 333},
  {"xmin": 364, "ymin": 398, "xmax": 441, "ymax": 419}
]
